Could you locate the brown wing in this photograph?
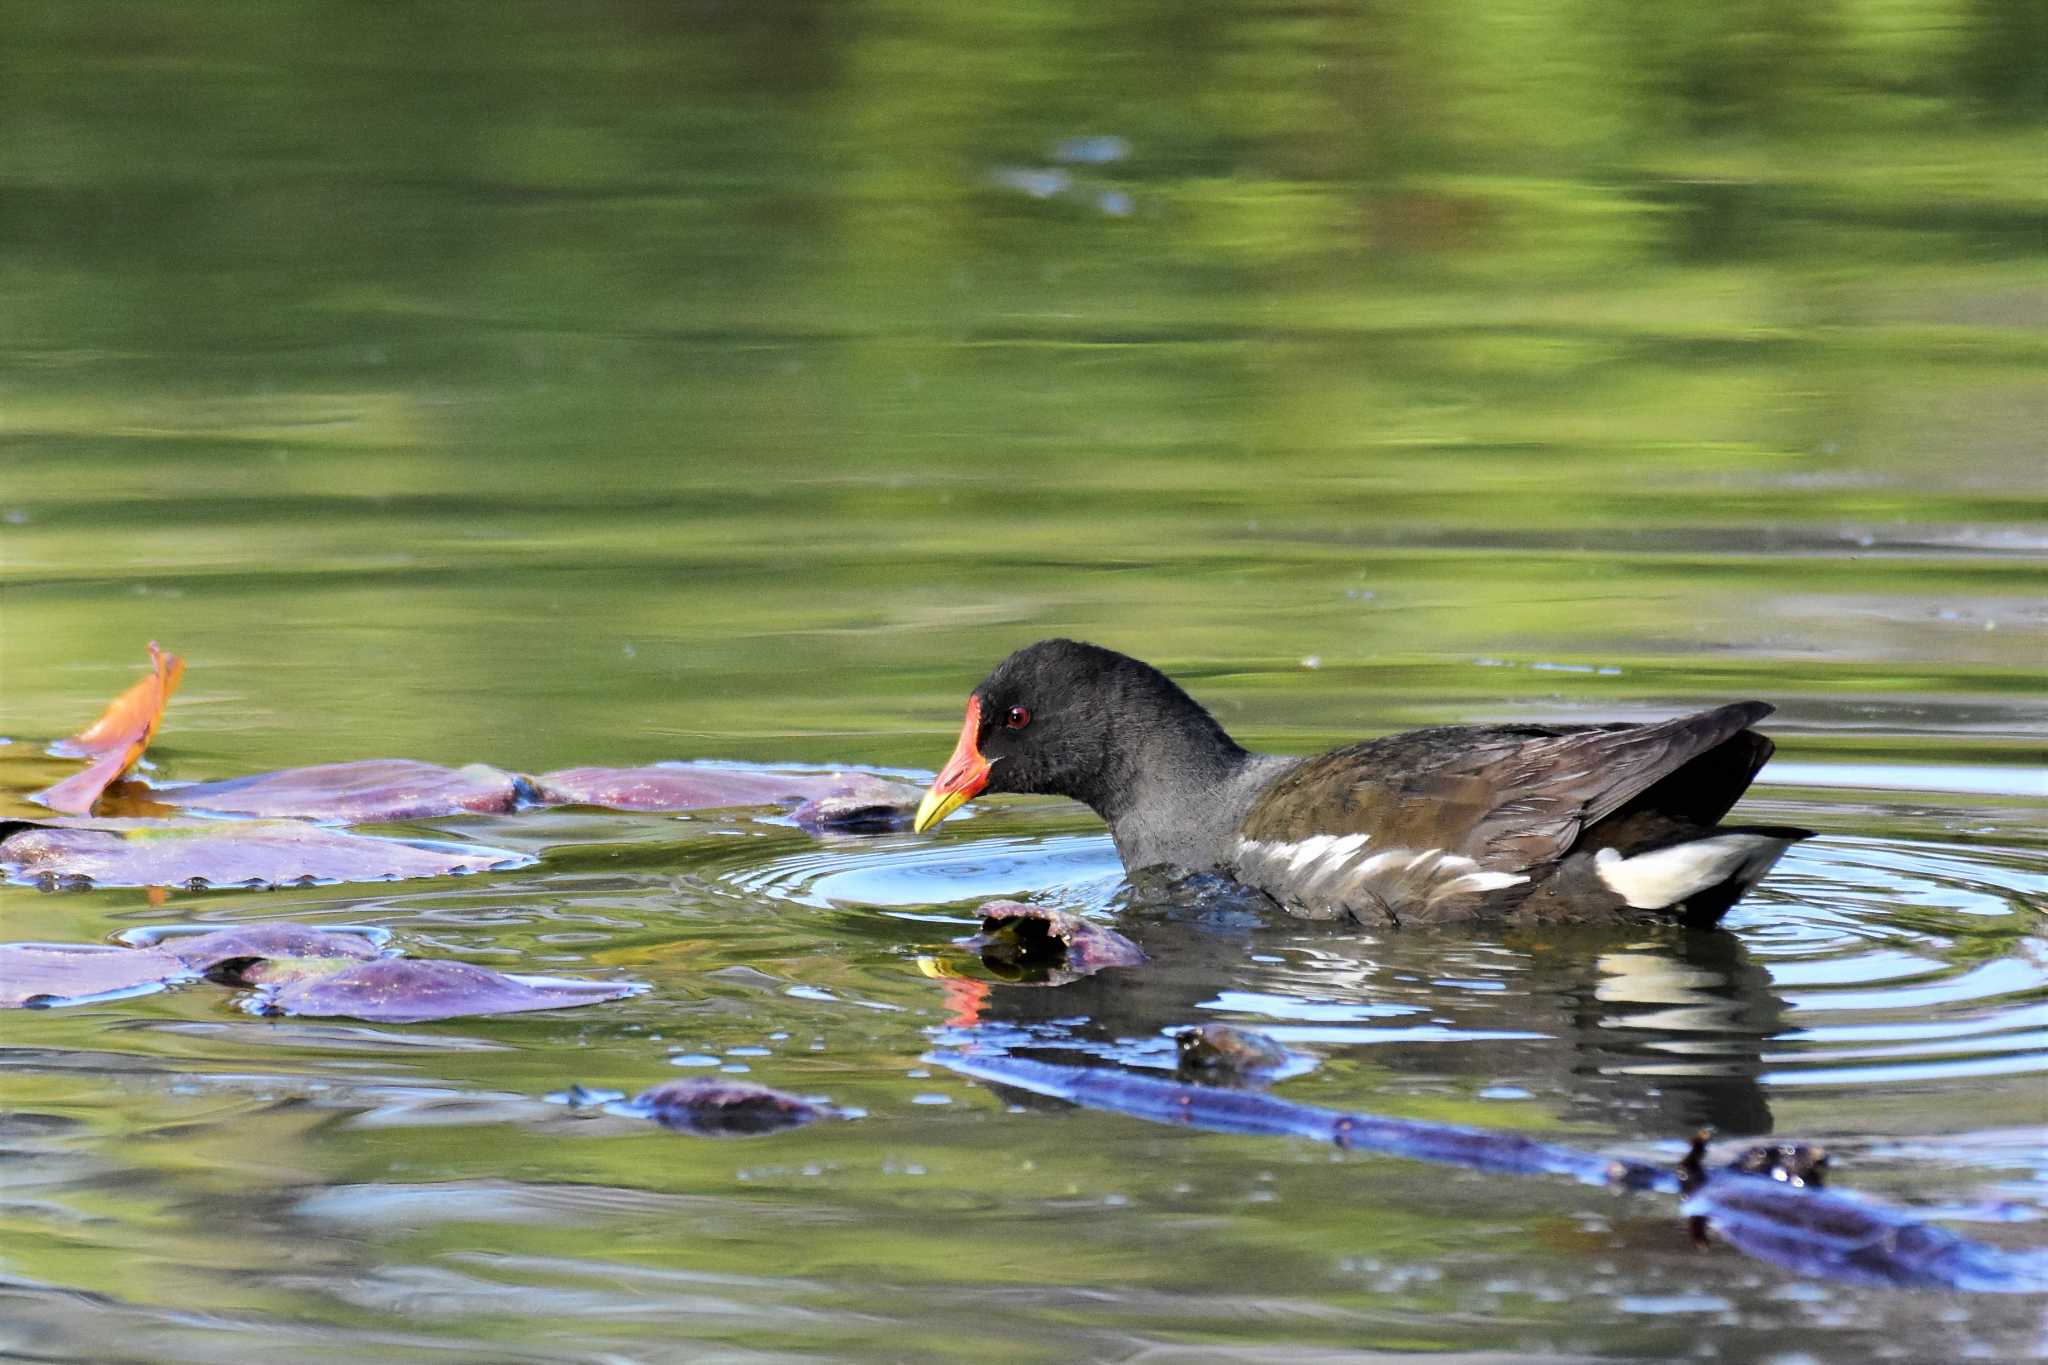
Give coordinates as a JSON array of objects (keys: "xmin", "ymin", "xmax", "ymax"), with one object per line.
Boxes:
[{"xmin": 1241, "ymin": 702, "xmax": 1773, "ymax": 873}]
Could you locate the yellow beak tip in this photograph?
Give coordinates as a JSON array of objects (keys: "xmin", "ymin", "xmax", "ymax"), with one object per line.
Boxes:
[{"xmin": 912, "ymin": 789, "xmax": 967, "ymax": 835}]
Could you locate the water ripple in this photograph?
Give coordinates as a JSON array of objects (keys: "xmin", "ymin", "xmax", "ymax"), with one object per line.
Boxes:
[
  {"xmin": 719, "ymin": 832, "xmax": 1124, "ymax": 910},
  {"xmin": 731, "ymin": 817, "xmax": 2048, "ymax": 1094}
]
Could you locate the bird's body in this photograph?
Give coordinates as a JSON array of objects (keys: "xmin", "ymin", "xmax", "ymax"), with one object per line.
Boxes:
[{"xmin": 914, "ymin": 640, "xmax": 1806, "ymax": 927}]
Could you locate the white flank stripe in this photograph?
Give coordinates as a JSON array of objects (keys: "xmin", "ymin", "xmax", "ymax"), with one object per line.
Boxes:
[
  {"xmin": 1324, "ymin": 833, "xmax": 1370, "ymax": 861},
  {"xmin": 1354, "ymin": 850, "xmax": 1423, "ymax": 879},
  {"xmin": 1237, "ymin": 835, "xmax": 1531, "ymax": 912},
  {"xmin": 1236, "ymin": 833, "xmax": 1372, "ymax": 874},
  {"xmin": 1298, "ymin": 846, "xmax": 1372, "ymax": 898},
  {"xmin": 1432, "ymin": 870, "xmax": 1531, "ymax": 900},
  {"xmin": 1287, "ymin": 835, "xmax": 1339, "ymax": 874}
]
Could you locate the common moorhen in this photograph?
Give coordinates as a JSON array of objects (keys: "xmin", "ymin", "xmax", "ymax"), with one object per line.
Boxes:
[{"xmin": 913, "ymin": 639, "xmax": 1807, "ymax": 926}]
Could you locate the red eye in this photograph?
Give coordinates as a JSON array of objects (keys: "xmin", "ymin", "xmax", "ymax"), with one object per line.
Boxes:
[{"xmin": 1004, "ymin": 705, "xmax": 1032, "ymax": 730}]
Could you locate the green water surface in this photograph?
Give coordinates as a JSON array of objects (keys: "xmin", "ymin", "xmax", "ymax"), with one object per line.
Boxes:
[{"xmin": 2, "ymin": 3, "xmax": 2045, "ymax": 1360}]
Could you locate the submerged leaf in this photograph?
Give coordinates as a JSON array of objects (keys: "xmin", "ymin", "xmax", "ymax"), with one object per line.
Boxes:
[
  {"xmin": 611, "ymin": 1077, "xmax": 835, "ymax": 1136},
  {"xmin": 962, "ymin": 902, "xmax": 1146, "ymax": 985},
  {"xmin": 1686, "ymin": 1175, "xmax": 2048, "ymax": 1293},
  {"xmin": 547, "ymin": 1083, "xmax": 626, "ymax": 1109},
  {"xmin": 153, "ymin": 759, "xmax": 525, "ymax": 822},
  {"xmin": 36, "ymin": 643, "xmax": 185, "ymax": 815},
  {"xmin": 933, "ymin": 1050, "xmax": 1653, "ymax": 1187},
  {"xmin": 1677, "ymin": 1131, "xmax": 1828, "ymax": 1193},
  {"xmin": 789, "ymin": 791, "xmax": 915, "ymax": 834},
  {"xmin": 1174, "ymin": 1023, "xmax": 1311, "ymax": 1086},
  {"xmin": 0, "ymin": 818, "xmax": 529, "ymax": 890},
  {"xmin": 0, "ymin": 943, "xmax": 190, "ymax": 1008},
  {"xmin": 253, "ymin": 957, "xmax": 640, "ymax": 1023},
  {"xmin": 533, "ymin": 764, "xmax": 918, "ymax": 819},
  {"xmin": 933, "ymin": 1050, "xmax": 2048, "ymax": 1294}
]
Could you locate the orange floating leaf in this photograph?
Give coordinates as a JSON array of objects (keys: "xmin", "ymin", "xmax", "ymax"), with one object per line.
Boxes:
[
  {"xmin": 50, "ymin": 642, "xmax": 185, "ymax": 758},
  {"xmin": 36, "ymin": 643, "xmax": 185, "ymax": 815},
  {"xmin": 34, "ymin": 748, "xmax": 140, "ymax": 818}
]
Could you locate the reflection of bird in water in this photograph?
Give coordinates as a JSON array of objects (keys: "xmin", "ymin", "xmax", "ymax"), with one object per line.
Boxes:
[
  {"xmin": 913, "ymin": 639, "xmax": 1809, "ymax": 928},
  {"xmin": 937, "ymin": 871, "xmax": 1785, "ymax": 1139},
  {"xmin": 1527, "ymin": 926, "xmax": 1784, "ymax": 1137}
]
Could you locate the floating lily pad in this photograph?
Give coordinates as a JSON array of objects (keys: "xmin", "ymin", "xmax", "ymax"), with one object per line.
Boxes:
[
  {"xmin": 533, "ymin": 764, "xmax": 918, "ymax": 819},
  {"xmin": 0, "ymin": 818, "xmax": 530, "ymax": 890},
  {"xmin": 962, "ymin": 902, "xmax": 1146, "ymax": 985},
  {"xmin": 251, "ymin": 958, "xmax": 641, "ymax": 1023},
  {"xmin": 609, "ymin": 1077, "xmax": 835, "ymax": 1136},
  {"xmin": 36, "ymin": 643, "xmax": 184, "ymax": 815},
  {"xmin": 0, "ymin": 943, "xmax": 190, "ymax": 1008},
  {"xmin": 152, "ymin": 760, "xmax": 524, "ymax": 823},
  {"xmin": 160, "ymin": 923, "xmax": 387, "ymax": 976},
  {"xmin": 6, "ymin": 921, "xmax": 640, "ymax": 1023},
  {"xmin": 237, "ymin": 955, "xmax": 380, "ymax": 987}
]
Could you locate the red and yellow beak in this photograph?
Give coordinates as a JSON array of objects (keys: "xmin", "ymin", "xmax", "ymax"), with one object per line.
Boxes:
[{"xmin": 913, "ymin": 696, "xmax": 991, "ymax": 833}]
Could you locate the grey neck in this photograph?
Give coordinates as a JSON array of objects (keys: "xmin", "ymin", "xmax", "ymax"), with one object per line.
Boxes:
[{"xmin": 1103, "ymin": 750, "xmax": 1299, "ymax": 873}]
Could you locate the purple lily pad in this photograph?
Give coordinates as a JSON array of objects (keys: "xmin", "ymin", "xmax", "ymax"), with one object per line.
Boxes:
[
  {"xmin": 611, "ymin": 1077, "xmax": 835, "ymax": 1136},
  {"xmin": 0, "ymin": 818, "xmax": 530, "ymax": 890},
  {"xmin": 252, "ymin": 957, "xmax": 641, "ymax": 1023},
  {"xmin": 532, "ymin": 764, "xmax": 919, "ymax": 820},
  {"xmin": 160, "ymin": 923, "xmax": 386, "ymax": 973},
  {"xmin": 963, "ymin": 902, "xmax": 1147, "ymax": 985},
  {"xmin": 151, "ymin": 760, "xmax": 523, "ymax": 823},
  {"xmin": 238, "ymin": 955, "xmax": 379, "ymax": 987},
  {"xmin": 0, "ymin": 943, "xmax": 190, "ymax": 1008}
]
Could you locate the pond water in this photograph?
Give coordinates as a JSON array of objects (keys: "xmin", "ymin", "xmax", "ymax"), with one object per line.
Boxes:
[{"xmin": 3, "ymin": 2, "xmax": 2046, "ymax": 1360}]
